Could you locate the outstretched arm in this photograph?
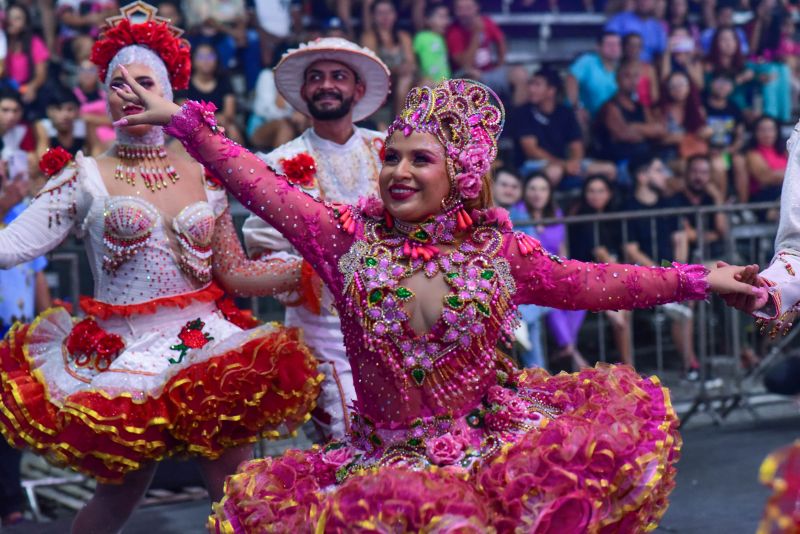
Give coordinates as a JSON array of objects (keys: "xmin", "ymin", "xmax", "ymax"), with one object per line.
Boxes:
[
  {"xmin": 112, "ymin": 66, "xmax": 354, "ymax": 288},
  {"xmin": 211, "ymin": 208, "xmax": 302, "ymax": 297},
  {"xmin": 509, "ymin": 233, "xmax": 759, "ymax": 311},
  {"xmin": 0, "ymin": 165, "xmax": 82, "ymax": 269}
]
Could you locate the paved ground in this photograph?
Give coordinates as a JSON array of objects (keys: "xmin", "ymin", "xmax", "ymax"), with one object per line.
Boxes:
[{"xmin": 7, "ymin": 403, "xmax": 799, "ymax": 534}]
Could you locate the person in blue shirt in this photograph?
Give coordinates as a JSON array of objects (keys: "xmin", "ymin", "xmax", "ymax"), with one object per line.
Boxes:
[
  {"xmin": 605, "ymin": 0, "xmax": 668, "ymax": 63},
  {"xmin": 566, "ymin": 30, "xmax": 621, "ymax": 119},
  {"xmin": 0, "ymin": 175, "xmax": 51, "ymax": 527}
]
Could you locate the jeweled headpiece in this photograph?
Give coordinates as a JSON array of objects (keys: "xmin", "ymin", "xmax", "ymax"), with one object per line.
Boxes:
[
  {"xmin": 387, "ymin": 79, "xmax": 505, "ymax": 204},
  {"xmin": 90, "ymin": 1, "xmax": 191, "ymax": 91}
]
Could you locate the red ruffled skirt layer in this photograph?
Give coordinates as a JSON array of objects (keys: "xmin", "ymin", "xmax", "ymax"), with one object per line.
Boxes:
[
  {"xmin": 209, "ymin": 364, "xmax": 681, "ymax": 533},
  {"xmin": 0, "ymin": 316, "xmax": 322, "ymax": 483}
]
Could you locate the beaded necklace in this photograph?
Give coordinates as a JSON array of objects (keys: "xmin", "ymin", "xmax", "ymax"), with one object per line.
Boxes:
[{"xmin": 114, "ymin": 144, "xmax": 180, "ymax": 192}]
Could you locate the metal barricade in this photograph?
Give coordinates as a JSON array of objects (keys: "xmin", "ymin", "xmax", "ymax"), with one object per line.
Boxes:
[{"xmin": 513, "ymin": 200, "xmax": 785, "ymax": 423}]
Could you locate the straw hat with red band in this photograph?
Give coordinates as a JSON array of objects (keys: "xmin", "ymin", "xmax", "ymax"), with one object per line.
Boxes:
[
  {"xmin": 275, "ymin": 37, "xmax": 391, "ymax": 122},
  {"xmin": 90, "ymin": 1, "xmax": 192, "ymax": 91}
]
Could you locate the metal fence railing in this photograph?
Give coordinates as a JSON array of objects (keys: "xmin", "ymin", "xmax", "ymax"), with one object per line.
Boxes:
[{"xmin": 44, "ymin": 201, "xmax": 788, "ymax": 424}]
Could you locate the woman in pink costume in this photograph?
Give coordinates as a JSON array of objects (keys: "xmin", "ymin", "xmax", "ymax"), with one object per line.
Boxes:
[
  {"xmin": 0, "ymin": 4, "xmax": 321, "ymax": 533},
  {"xmin": 115, "ymin": 73, "xmax": 761, "ymax": 532}
]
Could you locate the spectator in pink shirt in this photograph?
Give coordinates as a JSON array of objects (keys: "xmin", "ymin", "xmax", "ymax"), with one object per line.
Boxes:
[{"xmin": 4, "ymin": 5, "xmax": 49, "ymax": 106}]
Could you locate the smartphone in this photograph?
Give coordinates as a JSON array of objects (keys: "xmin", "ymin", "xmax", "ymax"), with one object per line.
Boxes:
[{"xmin": 7, "ymin": 151, "xmax": 28, "ymax": 182}]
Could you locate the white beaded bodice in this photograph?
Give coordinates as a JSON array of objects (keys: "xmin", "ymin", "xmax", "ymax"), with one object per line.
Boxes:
[{"xmin": 0, "ymin": 153, "xmax": 226, "ymax": 306}]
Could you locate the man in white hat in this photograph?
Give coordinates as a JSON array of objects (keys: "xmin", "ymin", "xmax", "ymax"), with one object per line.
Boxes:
[{"xmin": 242, "ymin": 37, "xmax": 390, "ymax": 442}]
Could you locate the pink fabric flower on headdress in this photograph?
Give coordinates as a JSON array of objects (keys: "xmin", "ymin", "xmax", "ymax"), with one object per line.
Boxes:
[{"xmin": 454, "ymin": 142, "xmax": 491, "ymax": 199}]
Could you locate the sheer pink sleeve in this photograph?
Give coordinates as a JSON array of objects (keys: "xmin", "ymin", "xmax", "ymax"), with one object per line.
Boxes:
[
  {"xmin": 165, "ymin": 101, "xmax": 354, "ymax": 290},
  {"xmin": 211, "ymin": 208, "xmax": 303, "ymax": 297},
  {"xmin": 507, "ymin": 233, "xmax": 709, "ymax": 310}
]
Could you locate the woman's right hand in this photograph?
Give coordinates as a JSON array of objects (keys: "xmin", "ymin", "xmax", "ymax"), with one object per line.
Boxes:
[{"xmin": 111, "ymin": 65, "xmax": 182, "ymax": 127}]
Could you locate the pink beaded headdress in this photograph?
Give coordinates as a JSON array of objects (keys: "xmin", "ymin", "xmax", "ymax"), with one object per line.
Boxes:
[{"xmin": 386, "ymin": 79, "xmax": 505, "ymax": 207}]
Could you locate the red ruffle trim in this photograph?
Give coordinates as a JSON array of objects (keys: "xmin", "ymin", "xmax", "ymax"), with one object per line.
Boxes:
[
  {"xmin": 79, "ymin": 283, "xmax": 226, "ymax": 320},
  {"xmin": 0, "ymin": 322, "xmax": 322, "ymax": 483}
]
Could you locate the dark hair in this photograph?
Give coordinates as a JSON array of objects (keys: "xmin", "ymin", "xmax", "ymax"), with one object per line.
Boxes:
[
  {"xmin": 748, "ymin": 115, "xmax": 786, "ymax": 154},
  {"xmin": 424, "ymin": 2, "xmax": 448, "ymax": 18},
  {"xmin": 622, "ymin": 32, "xmax": 642, "ymax": 48},
  {"xmin": 532, "ymin": 67, "xmax": 563, "ymax": 94},
  {"xmin": 192, "ymin": 42, "xmax": 224, "ymax": 78},
  {"xmin": 659, "ymin": 71, "xmax": 706, "ymax": 134},
  {"xmin": 576, "ymin": 174, "xmax": 618, "ymax": 214},
  {"xmin": 627, "ymin": 152, "xmax": 659, "ymax": 181},
  {"xmin": 522, "ymin": 171, "xmax": 557, "ymax": 219},
  {"xmin": 5, "ymin": 4, "xmax": 36, "ymax": 86},
  {"xmin": 370, "ymin": 0, "xmax": 400, "ymax": 47},
  {"xmin": 0, "ymin": 88, "xmax": 23, "ymax": 108},
  {"xmin": 45, "ymin": 84, "xmax": 80, "ymax": 108},
  {"xmin": 707, "ymin": 26, "xmax": 745, "ymax": 73},
  {"xmin": 494, "ymin": 166, "xmax": 522, "ymax": 183},
  {"xmin": 597, "ymin": 30, "xmax": 620, "ymax": 43},
  {"xmin": 686, "ymin": 153, "xmax": 712, "ymax": 170}
]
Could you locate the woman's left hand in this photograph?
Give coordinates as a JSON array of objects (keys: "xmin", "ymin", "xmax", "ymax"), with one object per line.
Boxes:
[{"xmin": 111, "ymin": 65, "xmax": 181, "ymax": 127}]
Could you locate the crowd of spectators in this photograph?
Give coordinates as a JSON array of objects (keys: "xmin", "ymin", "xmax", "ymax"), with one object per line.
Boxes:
[{"xmin": 0, "ymin": 0, "xmax": 796, "ymax": 379}]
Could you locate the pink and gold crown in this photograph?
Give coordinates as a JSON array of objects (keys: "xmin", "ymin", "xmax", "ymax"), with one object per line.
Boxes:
[
  {"xmin": 387, "ymin": 79, "xmax": 505, "ymax": 201},
  {"xmin": 90, "ymin": 1, "xmax": 191, "ymax": 90}
]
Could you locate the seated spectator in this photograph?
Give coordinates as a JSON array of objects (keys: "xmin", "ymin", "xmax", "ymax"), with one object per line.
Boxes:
[
  {"xmin": 446, "ymin": 0, "xmax": 521, "ymax": 99},
  {"xmin": 604, "ymin": 0, "xmax": 668, "ymax": 63},
  {"xmin": 361, "ymin": 0, "xmax": 416, "ymax": 125},
  {"xmin": 492, "ymin": 167, "xmax": 523, "ymax": 210},
  {"xmin": 745, "ymin": 115, "xmax": 787, "ymax": 213},
  {"xmin": 704, "ymin": 73, "xmax": 746, "ymax": 200},
  {"xmin": 656, "ymin": 71, "xmax": 710, "ymax": 163},
  {"xmin": 248, "ymin": 68, "xmax": 309, "ymax": 151},
  {"xmin": 512, "ymin": 68, "xmax": 616, "ymax": 188},
  {"xmin": 0, "ymin": 165, "xmax": 51, "ymax": 529},
  {"xmin": 623, "ymin": 153, "xmax": 700, "ymax": 380},
  {"xmin": 4, "ymin": 4, "xmax": 49, "ymax": 107},
  {"xmin": 176, "ymin": 43, "xmax": 243, "ymax": 145},
  {"xmin": 704, "ymin": 25, "xmax": 757, "ymax": 124},
  {"xmin": 699, "ymin": 1, "xmax": 749, "ymax": 55},
  {"xmin": 183, "ymin": 0, "xmax": 262, "ymax": 90},
  {"xmin": 672, "ymin": 154, "xmax": 729, "ymax": 261},
  {"xmin": 621, "ymin": 32, "xmax": 659, "ymax": 107},
  {"xmin": 73, "ymin": 59, "xmax": 114, "ymax": 155},
  {"xmin": 413, "ymin": 2, "xmax": 451, "ymax": 85},
  {"xmin": 566, "ymin": 30, "xmax": 622, "ymax": 124},
  {"xmin": 665, "ymin": 0, "xmax": 700, "ymax": 44},
  {"xmin": 0, "ymin": 90, "xmax": 35, "ymax": 157},
  {"xmin": 156, "ymin": 0, "xmax": 184, "ymax": 25},
  {"xmin": 512, "ymin": 173, "xmax": 589, "ymax": 371},
  {"xmin": 594, "ymin": 59, "xmax": 666, "ymax": 169},
  {"xmin": 568, "ymin": 175, "xmax": 632, "ymax": 366},
  {"xmin": 661, "ymin": 27, "xmax": 704, "ymax": 89},
  {"xmin": 35, "ymin": 85, "xmax": 88, "ymax": 158},
  {"xmin": 749, "ymin": 1, "xmax": 793, "ymax": 123},
  {"xmin": 56, "ymin": 0, "xmax": 117, "ymax": 62}
]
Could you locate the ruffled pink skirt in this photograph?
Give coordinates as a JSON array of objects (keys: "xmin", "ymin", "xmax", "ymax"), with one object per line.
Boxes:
[{"xmin": 209, "ymin": 364, "xmax": 681, "ymax": 533}]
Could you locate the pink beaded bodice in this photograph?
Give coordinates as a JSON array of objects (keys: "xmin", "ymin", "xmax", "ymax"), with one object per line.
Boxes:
[{"xmin": 166, "ymin": 101, "xmax": 710, "ymax": 428}]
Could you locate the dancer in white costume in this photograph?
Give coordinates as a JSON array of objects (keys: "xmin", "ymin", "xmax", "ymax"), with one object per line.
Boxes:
[{"xmin": 242, "ymin": 38, "xmax": 390, "ymax": 439}]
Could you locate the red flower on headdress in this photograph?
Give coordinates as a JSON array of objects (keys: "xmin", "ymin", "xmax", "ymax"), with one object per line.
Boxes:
[
  {"xmin": 281, "ymin": 153, "xmax": 317, "ymax": 188},
  {"xmin": 39, "ymin": 147, "xmax": 73, "ymax": 177},
  {"xmin": 90, "ymin": 19, "xmax": 192, "ymax": 90}
]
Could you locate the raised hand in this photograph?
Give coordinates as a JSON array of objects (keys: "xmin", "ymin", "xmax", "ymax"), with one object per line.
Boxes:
[
  {"xmin": 714, "ymin": 261, "xmax": 770, "ymax": 313},
  {"xmin": 111, "ymin": 65, "xmax": 181, "ymax": 128}
]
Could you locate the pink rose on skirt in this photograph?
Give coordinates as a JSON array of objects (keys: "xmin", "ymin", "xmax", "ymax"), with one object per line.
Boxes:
[
  {"xmin": 322, "ymin": 446, "xmax": 354, "ymax": 468},
  {"xmin": 487, "ymin": 385, "xmax": 513, "ymax": 405},
  {"xmin": 426, "ymin": 432, "xmax": 466, "ymax": 465},
  {"xmin": 506, "ymin": 397, "xmax": 530, "ymax": 421}
]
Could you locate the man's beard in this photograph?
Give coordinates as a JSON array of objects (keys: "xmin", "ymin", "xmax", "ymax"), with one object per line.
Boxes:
[{"xmin": 306, "ymin": 91, "xmax": 355, "ymax": 121}]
